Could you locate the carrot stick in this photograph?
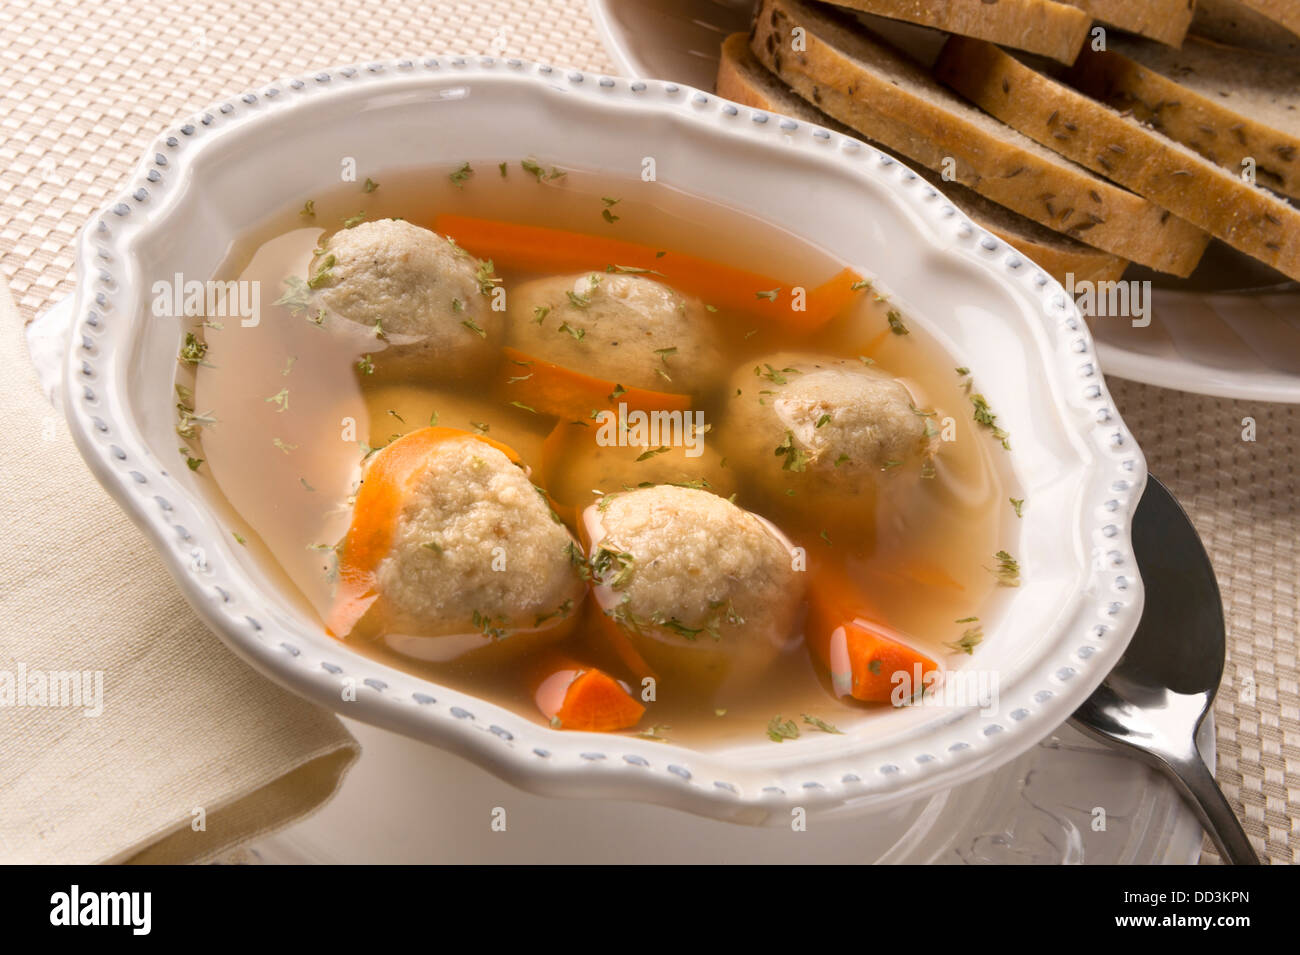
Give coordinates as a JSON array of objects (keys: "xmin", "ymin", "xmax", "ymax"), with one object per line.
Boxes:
[
  {"xmin": 435, "ymin": 214, "xmax": 863, "ymax": 332},
  {"xmin": 583, "ymin": 599, "xmax": 658, "ymax": 685},
  {"xmin": 530, "ymin": 652, "xmax": 645, "ymax": 732},
  {"xmin": 803, "ymin": 267, "xmax": 865, "ymax": 329},
  {"xmin": 502, "ymin": 346, "xmax": 691, "ymax": 423},
  {"xmin": 326, "ymin": 427, "xmax": 522, "ymax": 637},
  {"xmin": 804, "ymin": 564, "xmax": 940, "ymax": 704}
]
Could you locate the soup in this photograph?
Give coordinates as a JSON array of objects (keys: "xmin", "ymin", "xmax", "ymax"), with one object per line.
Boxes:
[{"xmin": 178, "ymin": 160, "xmax": 1014, "ymax": 746}]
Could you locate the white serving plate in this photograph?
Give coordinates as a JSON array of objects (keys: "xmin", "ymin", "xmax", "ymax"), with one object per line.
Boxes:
[
  {"xmin": 589, "ymin": 0, "xmax": 1300, "ymax": 403},
  {"xmin": 246, "ymin": 717, "xmax": 1208, "ymax": 863},
  {"xmin": 63, "ymin": 55, "xmax": 1145, "ymax": 824}
]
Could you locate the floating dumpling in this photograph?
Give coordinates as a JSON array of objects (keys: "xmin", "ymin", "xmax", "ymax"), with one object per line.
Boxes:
[
  {"xmin": 506, "ymin": 271, "xmax": 724, "ymax": 399},
  {"xmin": 721, "ymin": 352, "xmax": 938, "ymax": 518},
  {"xmin": 329, "ymin": 428, "xmax": 586, "ymax": 663},
  {"xmin": 582, "ymin": 485, "xmax": 803, "ymax": 692},
  {"xmin": 314, "ymin": 218, "xmax": 502, "ymax": 378}
]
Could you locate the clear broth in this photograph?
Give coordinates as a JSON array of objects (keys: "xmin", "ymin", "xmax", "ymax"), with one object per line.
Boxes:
[{"xmin": 185, "ymin": 163, "xmax": 1008, "ymax": 746}]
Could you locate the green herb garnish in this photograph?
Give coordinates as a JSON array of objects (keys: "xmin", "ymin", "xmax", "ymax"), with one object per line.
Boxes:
[
  {"xmin": 775, "ymin": 430, "xmax": 811, "ymax": 472},
  {"xmin": 178, "ymin": 332, "xmax": 208, "ymax": 365},
  {"xmin": 449, "ymin": 162, "xmax": 473, "ymax": 189},
  {"xmin": 801, "ymin": 714, "xmax": 843, "ymax": 734},
  {"xmin": 990, "ymin": 550, "xmax": 1020, "ymax": 587},
  {"xmin": 766, "ymin": 715, "xmax": 800, "ymax": 742}
]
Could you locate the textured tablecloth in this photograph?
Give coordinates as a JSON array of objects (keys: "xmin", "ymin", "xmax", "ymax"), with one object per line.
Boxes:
[{"xmin": 0, "ymin": 0, "xmax": 1294, "ymax": 864}]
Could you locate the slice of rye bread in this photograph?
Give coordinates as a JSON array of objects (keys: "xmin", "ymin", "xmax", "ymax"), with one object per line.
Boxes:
[
  {"xmin": 1192, "ymin": 0, "xmax": 1300, "ymax": 55},
  {"xmin": 750, "ymin": 0, "xmax": 1208, "ymax": 275},
  {"xmin": 1065, "ymin": 35, "xmax": 1300, "ymax": 200},
  {"xmin": 935, "ymin": 36, "xmax": 1300, "ymax": 281},
  {"xmin": 1061, "ymin": 0, "xmax": 1195, "ymax": 47},
  {"xmin": 715, "ymin": 33, "xmax": 1129, "ymax": 285},
  {"xmin": 818, "ymin": 0, "xmax": 1089, "ymax": 64}
]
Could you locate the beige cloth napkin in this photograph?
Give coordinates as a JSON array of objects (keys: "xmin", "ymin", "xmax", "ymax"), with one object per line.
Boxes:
[{"xmin": 0, "ymin": 282, "xmax": 359, "ymax": 864}]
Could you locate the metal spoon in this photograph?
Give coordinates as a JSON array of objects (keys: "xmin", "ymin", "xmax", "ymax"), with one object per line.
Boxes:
[{"xmin": 1070, "ymin": 476, "xmax": 1259, "ymax": 864}]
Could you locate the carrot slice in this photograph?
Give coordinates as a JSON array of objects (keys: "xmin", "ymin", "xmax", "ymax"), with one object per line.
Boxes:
[
  {"xmin": 558, "ymin": 669, "xmax": 645, "ymax": 732},
  {"xmin": 435, "ymin": 214, "xmax": 863, "ymax": 332},
  {"xmin": 326, "ymin": 427, "xmax": 522, "ymax": 638},
  {"xmin": 805, "ymin": 564, "xmax": 940, "ymax": 704},
  {"xmin": 502, "ymin": 346, "xmax": 691, "ymax": 422},
  {"xmin": 530, "ymin": 652, "xmax": 645, "ymax": 732}
]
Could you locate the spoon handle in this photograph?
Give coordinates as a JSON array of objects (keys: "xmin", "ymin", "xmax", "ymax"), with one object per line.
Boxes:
[{"xmin": 1165, "ymin": 752, "xmax": 1260, "ymax": 865}]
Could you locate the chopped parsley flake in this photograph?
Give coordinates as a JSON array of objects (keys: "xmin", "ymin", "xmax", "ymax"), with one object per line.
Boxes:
[
  {"xmin": 449, "ymin": 162, "xmax": 473, "ymax": 189},
  {"xmin": 971, "ymin": 393, "xmax": 1011, "ymax": 449},
  {"xmin": 472, "ymin": 609, "xmax": 508, "ymax": 641},
  {"xmin": 766, "ymin": 715, "xmax": 800, "ymax": 742},
  {"xmin": 592, "ymin": 547, "xmax": 636, "ymax": 590},
  {"xmin": 521, "ymin": 157, "xmax": 565, "ymax": 182},
  {"xmin": 756, "ymin": 363, "xmax": 797, "ymax": 384},
  {"xmin": 990, "ymin": 550, "xmax": 1020, "ymax": 587},
  {"xmin": 775, "ymin": 430, "xmax": 811, "ymax": 472},
  {"xmin": 178, "ymin": 332, "xmax": 208, "ymax": 365},
  {"xmin": 307, "ymin": 253, "xmax": 336, "ymax": 289},
  {"xmin": 802, "ymin": 714, "xmax": 843, "ymax": 734},
  {"xmin": 475, "ymin": 259, "xmax": 500, "ymax": 295},
  {"xmin": 945, "ymin": 624, "xmax": 984, "ymax": 655}
]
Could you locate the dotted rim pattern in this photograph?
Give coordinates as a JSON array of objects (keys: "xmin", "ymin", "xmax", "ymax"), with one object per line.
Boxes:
[{"xmin": 64, "ymin": 55, "xmax": 1148, "ymax": 822}]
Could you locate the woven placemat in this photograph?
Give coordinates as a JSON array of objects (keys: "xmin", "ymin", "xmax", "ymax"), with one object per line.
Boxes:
[{"xmin": 1, "ymin": 0, "xmax": 1293, "ymax": 864}]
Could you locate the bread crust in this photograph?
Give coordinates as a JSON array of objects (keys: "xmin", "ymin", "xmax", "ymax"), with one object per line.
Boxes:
[
  {"xmin": 751, "ymin": 0, "xmax": 1208, "ymax": 275},
  {"xmin": 937, "ymin": 35, "xmax": 1300, "ymax": 281},
  {"xmin": 716, "ymin": 33, "xmax": 1129, "ymax": 286},
  {"xmin": 1066, "ymin": 35, "xmax": 1300, "ymax": 201},
  {"xmin": 1064, "ymin": 0, "xmax": 1195, "ymax": 47},
  {"xmin": 821, "ymin": 0, "xmax": 1089, "ymax": 64}
]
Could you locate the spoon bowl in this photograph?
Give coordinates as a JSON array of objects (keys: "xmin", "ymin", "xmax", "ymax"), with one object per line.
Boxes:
[{"xmin": 1071, "ymin": 476, "xmax": 1258, "ymax": 864}]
